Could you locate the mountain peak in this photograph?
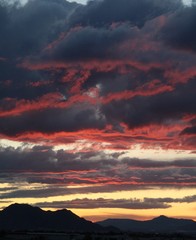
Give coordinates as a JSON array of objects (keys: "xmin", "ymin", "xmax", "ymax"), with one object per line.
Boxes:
[
  {"xmin": 3, "ymin": 203, "xmax": 43, "ymax": 213},
  {"xmin": 3, "ymin": 203, "xmax": 41, "ymax": 211},
  {"xmin": 0, "ymin": 203, "xmax": 103, "ymax": 232},
  {"xmin": 153, "ymin": 215, "xmax": 169, "ymax": 220},
  {"xmin": 97, "ymin": 216, "xmax": 196, "ymax": 233}
]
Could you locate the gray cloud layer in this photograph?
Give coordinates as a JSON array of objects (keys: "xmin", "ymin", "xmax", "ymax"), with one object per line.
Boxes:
[
  {"xmin": 0, "ymin": 0, "xmax": 196, "ymax": 203},
  {"xmin": 36, "ymin": 198, "xmax": 170, "ymax": 209},
  {"xmin": 0, "ymin": 145, "xmax": 195, "ymax": 199},
  {"xmin": 34, "ymin": 194, "xmax": 196, "ymax": 209}
]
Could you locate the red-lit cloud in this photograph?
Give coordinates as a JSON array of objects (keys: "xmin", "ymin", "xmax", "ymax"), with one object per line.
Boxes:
[{"xmin": 0, "ymin": 0, "xmax": 195, "ymax": 206}]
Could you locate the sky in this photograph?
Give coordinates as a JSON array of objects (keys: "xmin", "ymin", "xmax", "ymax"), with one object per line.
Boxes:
[{"xmin": 0, "ymin": 0, "xmax": 196, "ymax": 222}]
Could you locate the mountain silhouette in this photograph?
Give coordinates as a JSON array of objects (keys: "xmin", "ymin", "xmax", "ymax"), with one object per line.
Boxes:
[
  {"xmin": 97, "ymin": 215, "xmax": 196, "ymax": 233},
  {"xmin": 0, "ymin": 203, "xmax": 103, "ymax": 232}
]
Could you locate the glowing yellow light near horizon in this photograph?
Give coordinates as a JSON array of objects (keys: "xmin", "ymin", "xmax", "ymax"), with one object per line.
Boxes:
[
  {"xmin": 54, "ymin": 142, "xmax": 196, "ymax": 160},
  {"xmin": 1, "ymin": 187, "xmax": 196, "ymax": 222},
  {"xmin": 1, "ymin": 138, "xmax": 195, "ymax": 161},
  {"xmin": 0, "ymin": 139, "xmax": 22, "ymax": 148},
  {"xmin": 118, "ymin": 144, "xmax": 196, "ymax": 160},
  {"xmin": 1, "ymin": 137, "xmax": 196, "ymax": 222},
  {"xmin": 0, "ymin": 139, "xmax": 38, "ymax": 149},
  {"xmin": 70, "ymin": 203, "xmax": 196, "ymax": 222}
]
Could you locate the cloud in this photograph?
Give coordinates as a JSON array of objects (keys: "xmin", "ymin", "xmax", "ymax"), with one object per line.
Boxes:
[
  {"xmin": 0, "ymin": 103, "xmax": 106, "ymax": 136},
  {"xmin": 145, "ymin": 195, "xmax": 196, "ymax": 203},
  {"xmin": 0, "ymin": 145, "xmax": 195, "ymax": 173},
  {"xmin": 0, "ymin": 0, "xmax": 79, "ymax": 102},
  {"xmin": 0, "ymin": 0, "xmax": 196, "ymax": 204},
  {"xmin": 70, "ymin": 0, "xmax": 182, "ymax": 28},
  {"xmin": 181, "ymin": 126, "xmax": 196, "ymax": 135},
  {"xmin": 102, "ymin": 78, "xmax": 196, "ymax": 129},
  {"xmin": 0, "ymin": 184, "xmax": 150, "ymax": 199},
  {"xmin": 35, "ymin": 198, "xmax": 170, "ymax": 209},
  {"xmin": 0, "ymin": 145, "xmax": 195, "ymax": 198},
  {"xmin": 33, "ymin": 194, "xmax": 196, "ymax": 209},
  {"xmin": 0, "ymin": 0, "xmax": 195, "ymax": 144},
  {"xmin": 0, "ymin": 0, "xmax": 77, "ymax": 58},
  {"xmin": 42, "ymin": 25, "xmax": 132, "ymax": 62},
  {"xmin": 160, "ymin": 5, "xmax": 196, "ymax": 52},
  {"xmin": 0, "ymin": 145, "xmax": 120, "ymax": 173}
]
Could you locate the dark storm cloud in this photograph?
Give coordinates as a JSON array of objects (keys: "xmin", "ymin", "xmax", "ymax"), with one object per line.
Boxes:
[
  {"xmin": 0, "ymin": 104, "xmax": 106, "ymax": 136},
  {"xmin": 0, "ymin": 2, "xmax": 7, "ymax": 31},
  {"xmin": 160, "ymin": 5, "xmax": 196, "ymax": 52},
  {"xmin": 35, "ymin": 198, "xmax": 170, "ymax": 209},
  {"xmin": 94, "ymin": 68, "xmax": 165, "ymax": 97},
  {"xmin": 181, "ymin": 126, "xmax": 196, "ymax": 135},
  {"xmin": 102, "ymin": 78, "xmax": 196, "ymax": 129},
  {"xmin": 44, "ymin": 24, "xmax": 132, "ymax": 61},
  {"xmin": 0, "ymin": 0, "xmax": 196, "ymax": 203},
  {"xmin": 70, "ymin": 0, "xmax": 182, "ymax": 28},
  {"xmin": 0, "ymin": 60, "xmax": 47, "ymax": 100},
  {"xmin": 1, "ymin": 76, "xmax": 195, "ymax": 137},
  {"xmin": 0, "ymin": 0, "xmax": 78, "ymax": 58},
  {"xmin": 0, "ymin": 0, "xmax": 195, "ymax": 136},
  {"xmin": 0, "ymin": 0, "xmax": 79, "ymax": 100},
  {"xmin": 40, "ymin": 0, "xmax": 186, "ymax": 64}
]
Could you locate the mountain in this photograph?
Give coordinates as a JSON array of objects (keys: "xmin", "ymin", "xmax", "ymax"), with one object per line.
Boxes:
[
  {"xmin": 97, "ymin": 215, "xmax": 196, "ymax": 233},
  {"xmin": 0, "ymin": 203, "xmax": 103, "ymax": 232},
  {"xmin": 1, "ymin": 204, "xmax": 195, "ymax": 234}
]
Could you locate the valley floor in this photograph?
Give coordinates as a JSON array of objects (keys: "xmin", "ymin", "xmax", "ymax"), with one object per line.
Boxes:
[{"xmin": 0, "ymin": 232, "xmax": 195, "ymax": 240}]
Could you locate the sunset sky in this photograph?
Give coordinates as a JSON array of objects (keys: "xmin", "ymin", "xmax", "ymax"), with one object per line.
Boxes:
[{"xmin": 0, "ymin": 0, "xmax": 196, "ymax": 222}]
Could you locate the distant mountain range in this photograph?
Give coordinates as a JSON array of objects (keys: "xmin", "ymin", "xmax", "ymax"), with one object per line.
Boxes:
[
  {"xmin": 0, "ymin": 204, "xmax": 196, "ymax": 234},
  {"xmin": 0, "ymin": 203, "xmax": 103, "ymax": 232},
  {"xmin": 97, "ymin": 215, "xmax": 196, "ymax": 233}
]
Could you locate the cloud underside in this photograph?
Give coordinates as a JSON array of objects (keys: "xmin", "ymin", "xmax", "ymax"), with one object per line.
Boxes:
[
  {"xmin": 35, "ymin": 195, "xmax": 196, "ymax": 209},
  {"xmin": 0, "ymin": 0, "xmax": 196, "ymax": 203},
  {"xmin": 0, "ymin": 146, "xmax": 195, "ymax": 200},
  {"xmin": 0, "ymin": 0, "xmax": 195, "ymax": 151},
  {"xmin": 2, "ymin": 195, "xmax": 196, "ymax": 210}
]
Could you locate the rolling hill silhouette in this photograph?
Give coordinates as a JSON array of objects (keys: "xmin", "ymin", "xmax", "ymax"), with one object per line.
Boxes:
[
  {"xmin": 97, "ymin": 215, "xmax": 196, "ymax": 233},
  {"xmin": 0, "ymin": 203, "xmax": 103, "ymax": 232},
  {"xmin": 1, "ymin": 204, "xmax": 196, "ymax": 234}
]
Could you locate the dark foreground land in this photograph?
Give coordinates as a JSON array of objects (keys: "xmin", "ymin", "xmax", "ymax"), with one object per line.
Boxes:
[
  {"xmin": 1, "ymin": 205, "xmax": 196, "ymax": 239},
  {"xmin": 0, "ymin": 232, "xmax": 195, "ymax": 240}
]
